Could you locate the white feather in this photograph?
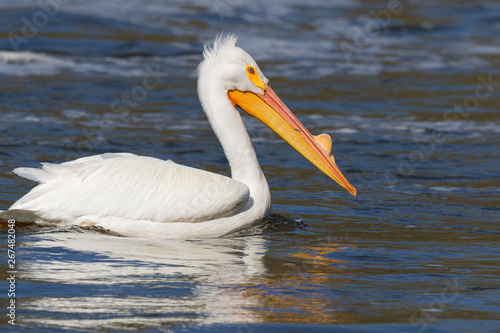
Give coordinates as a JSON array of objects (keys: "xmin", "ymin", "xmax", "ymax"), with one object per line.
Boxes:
[
  {"xmin": 11, "ymin": 153, "xmax": 250, "ymax": 223},
  {"xmin": 8, "ymin": 34, "xmax": 273, "ymax": 238}
]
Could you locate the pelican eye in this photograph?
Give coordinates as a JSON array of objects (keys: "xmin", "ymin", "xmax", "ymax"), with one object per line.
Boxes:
[{"xmin": 246, "ymin": 65, "xmax": 266, "ymax": 90}]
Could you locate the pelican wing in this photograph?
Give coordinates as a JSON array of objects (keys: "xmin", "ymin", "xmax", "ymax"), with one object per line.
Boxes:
[{"xmin": 11, "ymin": 153, "xmax": 249, "ymax": 223}]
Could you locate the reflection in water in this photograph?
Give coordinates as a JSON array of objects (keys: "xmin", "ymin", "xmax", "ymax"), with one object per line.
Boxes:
[
  {"xmin": 242, "ymin": 237, "xmax": 359, "ymax": 325},
  {"xmin": 18, "ymin": 230, "xmax": 266, "ymax": 330},
  {"xmin": 14, "ymin": 228, "xmax": 361, "ymax": 330}
]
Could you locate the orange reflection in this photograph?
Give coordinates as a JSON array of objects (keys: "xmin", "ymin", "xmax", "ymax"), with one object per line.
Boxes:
[{"xmin": 235, "ymin": 237, "xmax": 360, "ymax": 324}]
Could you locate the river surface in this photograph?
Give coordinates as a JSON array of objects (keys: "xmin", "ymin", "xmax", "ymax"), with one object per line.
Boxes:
[{"xmin": 0, "ymin": 0, "xmax": 499, "ymax": 332}]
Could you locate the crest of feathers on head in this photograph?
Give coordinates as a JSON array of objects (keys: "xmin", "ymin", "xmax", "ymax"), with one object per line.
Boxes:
[{"xmin": 202, "ymin": 33, "xmax": 239, "ymax": 64}]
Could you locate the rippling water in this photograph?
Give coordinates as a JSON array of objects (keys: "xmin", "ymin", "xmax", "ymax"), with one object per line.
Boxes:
[{"xmin": 1, "ymin": 0, "xmax": 499, "ymax": 332}]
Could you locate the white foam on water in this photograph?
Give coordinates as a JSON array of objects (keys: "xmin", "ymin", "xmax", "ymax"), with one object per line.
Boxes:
[
  {"xmin": 62, "ymin": 109, "xmax": 90, "ymax": 119},
  {"xmin": 0, "ymin": 51, "xmax": 149, "ymax": 77},
  {"xmin": 430, "ymin": 186, "xmax": 458, "ymax": 192},
  {"xmin": 333, "ymin": 128, "xmax": 359, "ymax": 134}
]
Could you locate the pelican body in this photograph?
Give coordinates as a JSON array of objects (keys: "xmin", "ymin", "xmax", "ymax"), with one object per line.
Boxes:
[{"xmin": 5, "ymin": 35, "xmax": 356, "ymax": 238}]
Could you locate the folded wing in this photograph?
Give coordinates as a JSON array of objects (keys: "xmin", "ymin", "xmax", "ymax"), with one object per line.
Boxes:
[{"xmin": 10, "ymin": 153, "xmax": 250, "ymax": 223}]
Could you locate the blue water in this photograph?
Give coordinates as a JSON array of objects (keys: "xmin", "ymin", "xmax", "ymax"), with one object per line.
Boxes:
[{"xmin": 1, "ymin": 0, "xmax": 499, "ymax": 332}]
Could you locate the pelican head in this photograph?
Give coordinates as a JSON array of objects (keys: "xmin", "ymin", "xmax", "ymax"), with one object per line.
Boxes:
[{"xmin": 198, "ymin": 34, "xmax": 356, "ymax": 196}]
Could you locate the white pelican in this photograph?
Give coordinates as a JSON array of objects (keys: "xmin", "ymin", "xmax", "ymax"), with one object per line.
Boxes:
[{"xmin": 4, "ymin": 34, "xmax": 356, "ymax": 238}]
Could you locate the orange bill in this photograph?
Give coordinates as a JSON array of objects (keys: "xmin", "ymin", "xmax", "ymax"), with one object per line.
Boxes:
[{"xmin": 228, "ymin": 85, "xmax": 356, "ymax": 196}]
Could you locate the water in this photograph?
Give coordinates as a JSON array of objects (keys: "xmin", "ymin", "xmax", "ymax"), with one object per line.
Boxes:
[{"xmin": 1, "ymin": 0, "xmax": 499, "ymax": 331}]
